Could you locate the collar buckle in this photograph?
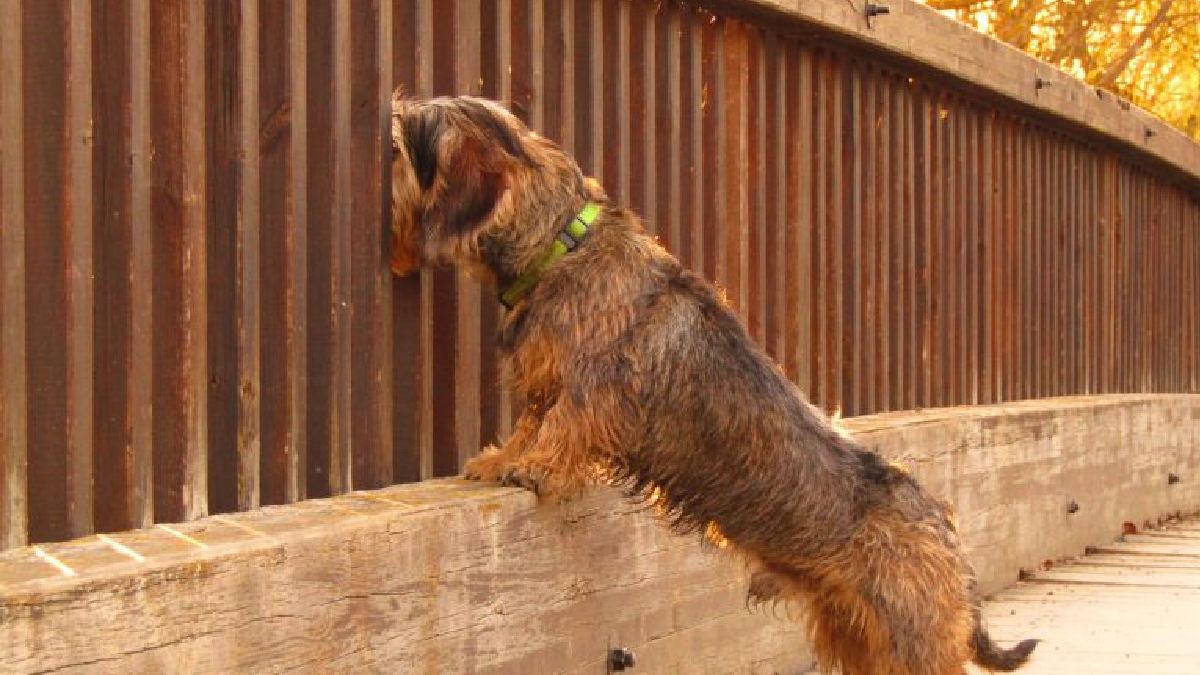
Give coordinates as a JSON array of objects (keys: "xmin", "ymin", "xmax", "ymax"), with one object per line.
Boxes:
[{"xmin": 499, "ymin": 201, "xmax": 603, "ymax": 309}]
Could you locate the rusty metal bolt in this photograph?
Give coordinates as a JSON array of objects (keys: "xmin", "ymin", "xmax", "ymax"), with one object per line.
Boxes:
[
  {"xmin": 609, "ymin": 647, "xmax": 636, "ymax": 671},
  {"xmin": 864, "ymin": 3, "xmax": 890, "ymax": 27}
]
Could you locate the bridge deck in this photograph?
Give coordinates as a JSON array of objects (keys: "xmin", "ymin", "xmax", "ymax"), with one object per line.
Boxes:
[{"xmin": 973, "ymin": 518, "xmax": 1200, "ymax": 674}]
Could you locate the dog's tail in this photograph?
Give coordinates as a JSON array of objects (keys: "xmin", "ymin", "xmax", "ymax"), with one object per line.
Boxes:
[{"xmin": 971, "ymin": 615, "xmax": 1039, "ymax": 671}]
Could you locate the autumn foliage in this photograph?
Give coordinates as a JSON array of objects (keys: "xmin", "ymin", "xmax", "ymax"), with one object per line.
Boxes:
[{"xmin": 923, "ymin": 0, "xmax": 1200, "ymax": 139}]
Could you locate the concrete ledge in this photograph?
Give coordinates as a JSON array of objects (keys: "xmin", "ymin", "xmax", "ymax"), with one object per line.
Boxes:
[{"xmin": 3, "ymin": 394, "xmax": 1199, "ymax": 673}]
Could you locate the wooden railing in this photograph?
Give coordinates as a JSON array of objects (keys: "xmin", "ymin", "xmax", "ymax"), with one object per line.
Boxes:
[{"xmin": 1, "ymin": 0, "xmax": 1197, "ymax": 549}]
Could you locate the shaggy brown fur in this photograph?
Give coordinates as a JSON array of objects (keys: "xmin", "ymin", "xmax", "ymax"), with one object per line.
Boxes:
[{"xmin": 389, "ymin": 91, "xmax": 1038, "ymax": 675}]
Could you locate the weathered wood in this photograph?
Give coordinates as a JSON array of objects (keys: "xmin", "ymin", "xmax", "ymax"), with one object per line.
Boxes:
[
  {"xmin": 972, "ymin": 518, "xmax": 1200, "ymax": 674},
  {"xmin": 2, "ymin": 395, "xmax": 1198, "ymax": 673},
  {"xmin": 0, "ymin": 0, "xmax": 29, "ymax": 549}
]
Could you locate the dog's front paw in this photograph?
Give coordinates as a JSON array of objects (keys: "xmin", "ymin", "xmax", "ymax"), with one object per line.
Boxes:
[
  {"xmin": 499, "ymin": 463, "xmax": 551, "ymax": 496},
  {"xmin": 462, "ymin": 445, "xmax": 512, "ymax": 482},
  {"xmin": 746, "ymin": 569, "xmax": 784, "ymax": 606}
]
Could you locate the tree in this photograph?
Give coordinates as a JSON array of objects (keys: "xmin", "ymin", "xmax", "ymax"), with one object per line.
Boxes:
[{"xmin": 924, "ymin": 0, "xmax": 1200, "ymax": 139}]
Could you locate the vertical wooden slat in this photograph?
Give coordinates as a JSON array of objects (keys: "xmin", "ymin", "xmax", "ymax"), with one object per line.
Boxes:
[
  {"xmin": 868, "ymin": 70, "xmax": 888, "ymax": 413},
  {"xmin": 151, "ymin": 0, "xmax": 208, "ymax": 523},
  {"xmin": 681, "ymin": 7, "xmax": 702, "ymax": 272},
  {"xmin": 840, "ymin": 60, "xmax": 861, "ymax": 416},
  {"xmin": 237, "ymin": 0, "xmax": 262, "ymax": 510},
  {"xmin": 766, "ymin": 32, "xmax": 785, "ymax": 367},
  {"xmin": 628, "ymin": 0, "xmax": 653, "ymax": 225},
  {"xmin": 810, "ymin": 51, "xmax": 829, "ymax": 408},
  {"xmin": 304, "ymin": 0, "xmax": 347, "ymax": 497},
  {"xmin": 783, "ymin": 42, "xmax": 803, "ymax": 388},
  {"xmin": 428, "ymin": 0, "xmax": 457, "ymax": 479},
  {"xmin": 349, "ymin": 0, "xmax": 394, "ymax": 490},
  {"xmin": 205, "ymin": 0, "xmax": 260, "ymax": 516},
  {"xmin": 0, "ymin": 0, "xmax": 29, "ymax": 549},
  {"xmin": 23, "ymin": 1, "xmax": 96, "ymax": 542},
  {"xmin": 976, "ymin": 106, "xmax": 992, "ymax": 404},
  {"xmin": 724, "ymin": 21, "xmax": 747, "ymax": 326},
  {"xmin": 746, "ymin": 27, "xmax": 765, "ymax": 347},
  {"xmin": 700, "ymin": 14, "xmax": 721, "ymax": 284},
  {"xmin": 260, "ymin": 0, "xmax": 308, "ymax": 505},
  {"xmin": 66, "ymin": 0, "xmax": 96, "ymax": 540},
  {"xmin": 655, "ymin": 4, "xmax": 679, "ymax": 253},
  {"xmin": 912, "ymin": 84, "xmax": 930, "ymax": 408},
  {"xmin": 824, "ymin": 52, "xmax": 846, "ymax": 412},
  {"xmin": 479, "ymin": 0, "xmax": 513, "ymax": 449},
  {"xmin": 600, "ymin": 0, "xmax": 627, "ymax": 199},
  {"xmin": 876, "ymin": 73, "xmax": 893, "ymax": 411},
  {"xmin": 128, "ymin": 0, "xmax": 154, "ymax": 526},
  {"xmin": 391, "ymin": 0, "xmax": 426, "ymax": 483},
  {"xmin": 900, "ymin": 77, "xmax": 917, "ymax": 410},
  {"xmin": 93, "ymin": 0, "xmax": 144, "ymax": 533},
  {"xmin": 684, "ymin": 8, "xmax": 703, "ymax": 273},
  {"xmin": 886, "ymin": 74, "xmax": 904, "ymax": 410},
  {"xmin": 962, "ymin": 103, "xmax": 977, "ymax": 403},
  {"xmin": 453, "ymin": 0, "xmax": 482, "ymax": 473}
]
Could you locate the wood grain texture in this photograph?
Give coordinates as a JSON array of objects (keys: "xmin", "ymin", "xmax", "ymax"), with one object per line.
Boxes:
[{"xmin": 4, "ymin": 394, "xmax": 1199, "ymax": 673}]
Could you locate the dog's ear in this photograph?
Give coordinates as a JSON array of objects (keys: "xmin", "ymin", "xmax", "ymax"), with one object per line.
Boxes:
[
  {"xmin": 400, "ymin": 108, "xmax": 444, "ymax": 193},
  {"xmin": 422, "ymin": 132, "xmax": 511, "ymax": 239}
]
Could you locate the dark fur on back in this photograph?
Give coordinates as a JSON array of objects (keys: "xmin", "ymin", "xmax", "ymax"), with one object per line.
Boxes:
[{"xmin": 389, "ymin": 92, "xmax": 1038, "ymax": 675}]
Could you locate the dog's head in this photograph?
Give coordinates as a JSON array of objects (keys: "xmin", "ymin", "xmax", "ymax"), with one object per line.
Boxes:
[{"xmin": 390, "ymin": 92, "xmax": 603, "ymax": 281}]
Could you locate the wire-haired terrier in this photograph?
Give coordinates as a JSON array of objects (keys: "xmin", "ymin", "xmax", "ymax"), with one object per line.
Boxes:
[{"xmin": 388, "ymin": 91, "xmax": 1037, "ymax": 675}]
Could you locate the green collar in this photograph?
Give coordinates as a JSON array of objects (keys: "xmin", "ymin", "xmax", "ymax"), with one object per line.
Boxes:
[{"xmin": 500, "ymin": 202, "xmax": 603, "ymax": 309}]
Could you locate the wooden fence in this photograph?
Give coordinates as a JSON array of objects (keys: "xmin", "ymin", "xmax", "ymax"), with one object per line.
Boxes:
[{"xmin": 1, "ymin": 0, "xmax": 1198, "ymax": 549}]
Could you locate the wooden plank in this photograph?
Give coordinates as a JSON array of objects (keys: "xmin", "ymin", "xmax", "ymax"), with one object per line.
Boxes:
[
  {"xmin": 601, "ymin": 0, "xmax": 627, "ymax": 201},
  {"xmin": 721, "ymin": 19, "xmax": 746, "ymax": 318},
  {"xmin": 886, "ymin": 74, "xmax": 905, "ymax": 410},
  {"xmin": 781, "ymin": 42, "xmax": 801, "ymax": 386},
  {"xmin": 700, "ymin": 14, "xmax": 720, "ymax": 284},
  {"xmin": 809, "ymin": 51, "xmax": 829, "ymax": 408},
  {"xmin": 873, "ymin": 73, "xmax": 891, "ymax": 411},
  {"xmin": 977, "ymin": 519, "xmax": 1200, "ymax": 674},
  {"xmin": 349, "ymin": 0, "xmax": 394, "ymax": 489},
  {"xmin": 453, "ymin": 0, "xmax": 482, "ymax": 473},
  {"xmin": 24, "ymin": 0, "xmax": 95, "ymax": 542},
  {"xmin": 478, "ymin": 0, "xmax": 514, "ymax": 450},
  {"xmin": 679, "ymin": 5, "xmax": 701, "ymax": 271},
  {"xmin": 912, "ymin": 84, "xmax": 930, "ymax": 408},
  {"xmin": 237, "ymin": 0, "xmax": 263, "ymax": 511},
  {"xmin": 627, "ymin": 0, "xmax": 654, "ymax": 227},
  {"xmin": 747, "ymin": 27, "xmax": 765, "ymax": 348},
  {"xmin": 151, "ymin": 0, "xmax": 209, "ymax": 523},
  {"xmin": 65, "ymin": 0, "xmax": 96, "ymax": 539},
  {"xmin": 303, "ymin": 0, "xmax": 341, "ymax": 497},
  {"xmin": 840, "ymin": 59, "xmax": 861, "ymax": 416},
  {"xmin": 766, "ymin": 32, "xmax": 785, "ymax": 368},
  {"xmin": 391, "ymin": 0, "xmax": 428, "ymax": 484},
  {"xmin": 92, "ymin": 0, "xmax": 143, "ymax": 533},
  {"xmin": 259, "ymin": 0, "xmax": 308, "ymax": 505},
  {"xmin": 128, "ymin": 0, "xmax": 154, "ymax": 527},
  {"xmin": 900, "ymin": 77, "xmax": 917, "ymax": 409},
  {"xmin": 0, "ymin": 0, "xmax": 29, "ymax": 549},
  {"xmin": 654, "ymin": 3, "xmax": 680, "ymax": 254},
  {"xmin": 205, "ymin": 0, "xmax": 255, "ymax": 516}
]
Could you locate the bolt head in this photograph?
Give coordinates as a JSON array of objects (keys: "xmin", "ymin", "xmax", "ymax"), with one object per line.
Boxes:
[{"xmin": 609, "ymin": 647, "xmax": 636, "ymax": 671}]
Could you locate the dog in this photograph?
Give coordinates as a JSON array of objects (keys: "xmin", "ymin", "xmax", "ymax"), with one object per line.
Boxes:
[{"xmin": 388, "ymin": 91, "xmax": 1038, "ymax": 675}]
